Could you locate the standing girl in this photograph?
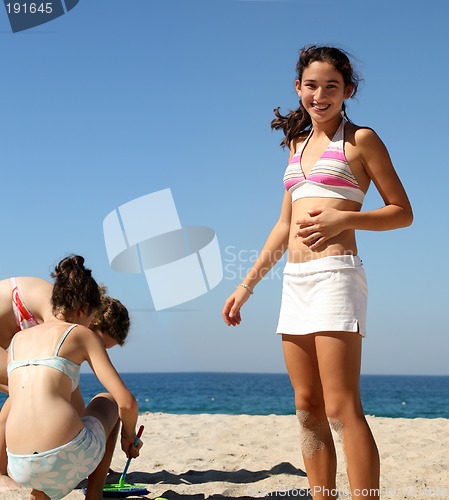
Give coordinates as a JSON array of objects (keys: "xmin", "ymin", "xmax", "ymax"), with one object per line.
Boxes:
[{"xmin": 222, "ymin": 46, "xmax": 412, "ymax": 499}]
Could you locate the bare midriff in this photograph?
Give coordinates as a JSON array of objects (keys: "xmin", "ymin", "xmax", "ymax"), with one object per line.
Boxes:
[{"xmin": 288, "ymin": 197, "xmax": 362, "ymax": 263}]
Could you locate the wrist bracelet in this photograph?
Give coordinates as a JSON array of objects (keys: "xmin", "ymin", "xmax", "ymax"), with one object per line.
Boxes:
[{"xmin": 236, "ymin": 283, "xmax": 254, "ymax": 295}]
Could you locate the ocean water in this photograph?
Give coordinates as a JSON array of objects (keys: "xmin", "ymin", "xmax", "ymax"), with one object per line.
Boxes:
[{"xmin": 1, "ymin": 373, "xmax": 448, "ymax": 418}]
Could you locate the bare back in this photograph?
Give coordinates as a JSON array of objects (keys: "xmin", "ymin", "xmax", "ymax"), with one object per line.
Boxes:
[
  {"xmin": 6, "ymin": 322, "xmax": 85, "ymax": 454},
  {"xmin": 0, "ymin": 277, "xmax": 53, "ymax": 349}
]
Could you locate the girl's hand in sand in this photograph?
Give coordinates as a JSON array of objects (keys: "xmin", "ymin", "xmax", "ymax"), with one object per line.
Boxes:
[
  {"xmin": 296, "ymin": 207, "xmax": 348, "ymax": 250},
  {"xmin": 222, "ymin": 286, "xmax": 252, "ymax": 326}
]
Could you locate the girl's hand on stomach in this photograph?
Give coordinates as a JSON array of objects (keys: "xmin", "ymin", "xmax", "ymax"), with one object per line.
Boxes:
[{"xmin": 296, "ymin": 206, "xmax": 349, "ymax": 251}]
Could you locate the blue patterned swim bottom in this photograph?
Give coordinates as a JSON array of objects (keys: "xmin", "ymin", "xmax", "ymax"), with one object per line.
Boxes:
[{"xmin": 7, "ymin": 416, "xmax": 106, "ymax": 499}]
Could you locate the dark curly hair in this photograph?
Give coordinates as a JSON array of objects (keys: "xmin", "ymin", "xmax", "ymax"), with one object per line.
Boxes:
[
  {"xmin": 271, "ymin": 45, "xmax": 361, "ymax": 148},
  {"xmin": 90, "ymin": 296, "xmax": 130, "ymax": 346},
  {"xmin": 51, "ymin": 255, "xmax": 102, "ymax": 317}
]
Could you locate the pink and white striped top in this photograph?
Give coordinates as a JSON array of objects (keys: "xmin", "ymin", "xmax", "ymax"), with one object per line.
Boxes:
[{"xmin": 283, "ymin": 117, "xmax": 365, "ymax": 204}]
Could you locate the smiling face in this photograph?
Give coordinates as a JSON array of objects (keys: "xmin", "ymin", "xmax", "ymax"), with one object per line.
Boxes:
[{"xmin": 296, "ymin": 61, "xmax": 353, "ymax": 124}]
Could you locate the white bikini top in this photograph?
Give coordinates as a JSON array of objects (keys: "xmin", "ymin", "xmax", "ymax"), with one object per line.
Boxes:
[{"xmin": 8, "ymin": 324, "xmax": 81, "ymax": 392}]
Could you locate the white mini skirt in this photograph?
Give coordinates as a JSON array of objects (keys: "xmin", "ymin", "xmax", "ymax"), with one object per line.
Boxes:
[{"xmin": 276, "ymin": 255, "xmax": 367, "ymax": 337}]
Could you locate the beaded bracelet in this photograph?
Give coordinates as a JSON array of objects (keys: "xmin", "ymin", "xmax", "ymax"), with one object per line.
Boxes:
[{"xmin": 236, "ymin": 283, "xmax": 254, "ymax": 295}]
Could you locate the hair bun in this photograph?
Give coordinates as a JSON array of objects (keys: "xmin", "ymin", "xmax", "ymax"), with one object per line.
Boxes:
[
  {"xmin": 52, "ymin": 255, "xmax": 87, "ymax": 279},
  {"xmin": 50, "ymin": 254, "xmax": 100, "ymax": 317}
]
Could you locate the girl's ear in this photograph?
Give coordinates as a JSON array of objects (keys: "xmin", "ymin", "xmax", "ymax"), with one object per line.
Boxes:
[
  {"xmin": 295, "ymin": 79, "xmax": 301, "ymax": 98},
  {"xmin": 79, "ymin": 303, "xmax": 88, "ymax": 315},
  {"xmin": 79, "ymin": 303, "xmax": 93, "ymax": 319},
  {"xmin": 344, "ymin": 83, "xmax": 354, "ymax": 99}
]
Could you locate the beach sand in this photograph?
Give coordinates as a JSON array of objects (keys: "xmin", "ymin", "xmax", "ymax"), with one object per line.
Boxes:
[{"xmin": 1, "ymin": 413, "xmax": 448, "ymax": 499}]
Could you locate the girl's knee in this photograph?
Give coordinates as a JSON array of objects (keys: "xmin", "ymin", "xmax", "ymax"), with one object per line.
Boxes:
[
  {"xmin": 89, "ymin": 393, "xmax": 118, "ymax": 413},
  {"xmin": 91, "ymin": 392, "xmax": 116, "ymax": 404},
  {"xmin": 324, "ymin": 399, "xmax": 364, "ymax": 423},
  {"xmin": 85, "ymin": 393, "xmax": 119, "ymax": 435},
  {"xmin": 294, "ymin": 391, "xmax": 325, "ymax": 416},
  {"xmin": 295, "ymin": 409, "xmax": 330, "ymax": 459}
]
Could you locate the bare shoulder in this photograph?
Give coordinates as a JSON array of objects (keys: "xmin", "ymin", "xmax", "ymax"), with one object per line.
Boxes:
[
  {"xmin": 17, "ymin": 277, "xmax": 53, "ymax": 299},
  {"xmin": 16, "ymin": 276, "xmax": 52, "ymax": 287},
  {"xmin": 289, "ymin": 131, "xmax": 310, "ymax": 158},
  {"xmin": 345, "ymin": 123, "xmax": 385, "ymax": 149},
  {"xmin": 72, "ymin": 324, "xmax": 100, "ymax": 343},
  {"xmin": 61, "ymin": 324, "xmax": 104, "ymax": 363},
  {"xmin": 73, "ymin": 323, "xmax": 92, "ymax": 334},
  {"xmin": 60, "ymin": 324, "xmax": 95, "ymax": 350}
]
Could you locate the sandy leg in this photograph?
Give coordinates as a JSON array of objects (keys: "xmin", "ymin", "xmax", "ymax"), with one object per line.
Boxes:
[{"xmin": 0, "ymin": 473, "xmax": 23, "ymax": 492}]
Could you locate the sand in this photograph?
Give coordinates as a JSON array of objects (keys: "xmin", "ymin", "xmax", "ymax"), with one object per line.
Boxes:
[{"xmin": 1, "ymin": 413, "xmax": 448, "ymax": 499}]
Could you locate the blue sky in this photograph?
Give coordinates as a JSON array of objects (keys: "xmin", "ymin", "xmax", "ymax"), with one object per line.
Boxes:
[{"xmin": 0, "ymin": 0, "xmax": 447, "ymax": 375}]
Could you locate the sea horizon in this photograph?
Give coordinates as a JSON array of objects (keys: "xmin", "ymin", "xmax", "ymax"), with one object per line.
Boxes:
[
  {"xmin": 1, "ymin": 372, "xmax": 448, "ymax": 419},
  {"xmin": 86, "ymin": 372, "xmax": 449, "ymax": 419},
  {"xmin": 107, "ymin": 370, "xmax": 449, "ymax": 377}
]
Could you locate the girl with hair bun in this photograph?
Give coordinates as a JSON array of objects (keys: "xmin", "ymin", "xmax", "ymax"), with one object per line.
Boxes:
[
  {"xmin": 223, "ymin": 46, "xmax": 413, "ymax": 499},
  {"xmin": 0, "ymin": 260, "xmax": 131, "ymax": 391},
  {"xmin": 3, "ymin": 255, "xmax": 140, "ymax": 499},
  {"xmin": 0, "ymin": 259, "xmax": 132, "ymax": 492}
]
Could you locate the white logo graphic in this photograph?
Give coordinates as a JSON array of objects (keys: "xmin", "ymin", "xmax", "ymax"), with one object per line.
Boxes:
[{"xmin": 103, "ymin": 189, "xmax": 223, "ymax": 311}]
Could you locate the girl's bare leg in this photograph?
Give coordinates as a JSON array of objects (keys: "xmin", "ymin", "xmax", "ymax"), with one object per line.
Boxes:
[
  {"xmin": 315, "ymin": 332, "xmax": 379, "ymax": 498},
  {"xmin": 283, "ymin": 332, "xmax": 380, "ymax": 499},
  {"xmin": 83, "ymin": 393, "xmax": 120, "ymax": 500},
  {"xmin": 0, "ymin": 398, "xmax": 9, "ymax": 475},
  {"xmin": 30, "ymin": 490, "xmax": 50, "ymax": 500},
  {"xmin": 283, "ymin": 334, "xmax": 337, "ymax": 499},
  {"xmin": 0, "ymin": 398, "xmax": 22, "ymax": 492}
]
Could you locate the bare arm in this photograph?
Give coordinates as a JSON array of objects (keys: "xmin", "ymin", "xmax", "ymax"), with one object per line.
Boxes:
[
  {"xmin": 346, "ymin": 128, "xmax": 412, "ymax": 229},
  {"xmin": 222, "ymin": 190, "xmax": 292, "ymax": 326},
  {"xmin": 79, "ymin": 329, "xmax": 139, "ymax": 444}
]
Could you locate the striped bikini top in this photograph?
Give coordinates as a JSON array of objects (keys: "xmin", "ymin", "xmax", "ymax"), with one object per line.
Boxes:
[
  {"xmin": 8, "ymin": 324, "xmax": 81, "ymax": 392},
  {"xmin": 283, "ymin": 117, "xmax": 365, "ymax": 204}
]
